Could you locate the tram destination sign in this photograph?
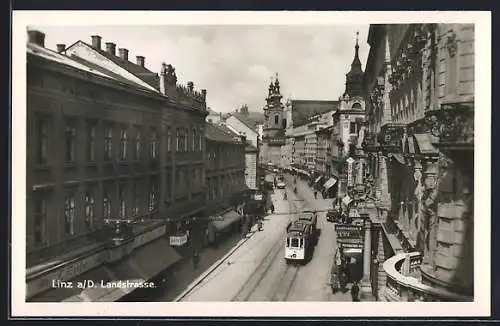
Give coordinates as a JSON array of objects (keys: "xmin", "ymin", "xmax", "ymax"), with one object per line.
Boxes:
[{"xmin": 335, "ymin": 224, "xmax": 363, "ymax": 239}]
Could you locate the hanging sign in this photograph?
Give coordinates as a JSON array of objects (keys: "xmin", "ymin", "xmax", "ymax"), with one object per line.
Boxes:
[
  {"xmin": 169, "ymin": 233, "xmax": 188, "ymax": 246},
  {"xmin": 346, "ymin": 157, "xmax": 355, "ymax": 186}
]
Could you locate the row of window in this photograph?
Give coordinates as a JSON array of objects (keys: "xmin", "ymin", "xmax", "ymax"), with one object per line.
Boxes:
[
  {"xmin": 206, "ymin": 173, "xmax": 244, "ymax": 202},
  {"xmin": 34, "ymin": 116, "xmax": 204, "ymax": 166},
  {"xmin": 32, "ymin": 181, "xmax": 158, "ymax": 245}
]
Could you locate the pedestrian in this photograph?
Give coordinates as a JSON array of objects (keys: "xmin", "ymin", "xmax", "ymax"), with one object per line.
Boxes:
[
  {"xmin": 339, "ymin": 271, "xmax": 348, "ymax": 293},
  {"xmin": 351, "ymin": 281, "xmax": 360, "ymax": 302},
  {"xmin": 314, "ymin": 190, "xmax": 318, "ymax": 199},
  {"xmin": 330, "ymin": 270, "xmax": 339, "ymax": 294},
  {"xmin": 192, "ymin": 251, "xmax": 200, "ymax": 269}
]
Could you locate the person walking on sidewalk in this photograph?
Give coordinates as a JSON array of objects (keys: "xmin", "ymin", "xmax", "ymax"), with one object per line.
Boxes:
[
  {"xmin": 314, "ymin": 190, "xmax": 318, "ymax": 199},
  {"xmin": 192, "ymin": 250, "xmax": 200, "ymax": 270},
  {"xmin": 351, "ymin": 281, "xmax": 360, "ymax": 302}
]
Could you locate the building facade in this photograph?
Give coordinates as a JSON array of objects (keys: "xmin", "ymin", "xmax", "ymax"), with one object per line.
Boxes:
[
  {"xmin": 26, "ymin": 30, "xmax": 209, "ymax": 302},
  {"xmin": 261, "ymin": 75, "xmax": 286, "ymax": 167},
  {"xmin": 222, "ymin": 112, "xmax": 262, "ymax": 190},
  {"xmin": 361, "ymin": 24, "xmax": 474, "ymax": 301},
  {"xmin": 204, "ymin": 123, "xmax": 246, "ymax": 213}
]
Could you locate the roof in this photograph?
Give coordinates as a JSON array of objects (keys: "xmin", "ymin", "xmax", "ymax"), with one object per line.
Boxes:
[
  {"xmin": 65, "ymin": 41, "xmax": 160, "ymax": 91},
  {"xmin": 67, "ymin": 54, "xmax": 154, "ymax": 92},
  {"xmin": 291, "ymin": 100, "xmax": 340, "ymax": 127},
  {"xmin": 205, "ymin": 122, "xmax": 242, "ymax": 144},
  {"xmin": 228, "ymin": 112, "xmax": 264, "ymax": 131},
  {"xmin": 27, "ymin": 42, "xmax": 112, "ymax": 80}
]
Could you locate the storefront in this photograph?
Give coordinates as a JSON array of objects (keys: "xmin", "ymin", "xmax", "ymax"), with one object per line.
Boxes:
[
  {"xmin": 335, "ymin": 223, "xmax": 364, "ymax": 283},
  {"xmin": 207, "ymin": 209, "xmax": 244, "ymax": 246}
]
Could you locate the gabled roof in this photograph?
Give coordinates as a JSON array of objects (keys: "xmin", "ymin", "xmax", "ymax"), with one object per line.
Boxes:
[
  {"xmin": 291, "ymin": 100, "xmax": 339, "ymax": 128},
  {"xmin": 205, "ymin": 122, "xmax": 242, "ymax": 144},
  {"xmin": 27, "ymin": 42, "xmax": 112, "ymax": 80},
  {"xmin": 67, "ymin": 54, "xmax": 154, "ymax": 92},
  {"xmin": 228, "ymin": 112, "xmax": 264, "ymax": 132},
  {"xmin": 65, "ymin": 41, "xmax": 159, "ymax": 91}
]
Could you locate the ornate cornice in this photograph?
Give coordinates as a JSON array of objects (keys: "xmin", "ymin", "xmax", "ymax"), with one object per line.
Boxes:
[{"xmin": 424, "ymin": 101, "xmax": 474, "ymax": 150}]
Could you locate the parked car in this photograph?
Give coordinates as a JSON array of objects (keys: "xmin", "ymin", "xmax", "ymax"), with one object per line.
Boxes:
[
  {"xmin": 276, "ymin": 181, "xmax": 286, "ymax": 189},
  {"xmin": 326, "ymin": 208, "xmax": 341, "ymax": 222}
]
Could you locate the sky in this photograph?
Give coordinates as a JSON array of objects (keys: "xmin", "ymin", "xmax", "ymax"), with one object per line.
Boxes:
[{"xmin": 36, "ymin": 25, "xmax": 370, "ymax": 113}]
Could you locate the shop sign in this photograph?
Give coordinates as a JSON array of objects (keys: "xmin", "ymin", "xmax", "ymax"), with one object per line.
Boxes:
[
  {"xmin": 134, "ymin": 225, "xmax": 166, "ymax": 248},
  {"xmin": 340, "ymin": 242, "xmax": 364, "ymax": 249},
  {"xmin": 209, "ymin": 216, "xmax": 224, "ymax": 222},
  {"xmin": 26, "ymin": 250, "xmax": 105, "ymax": 298},
  {"xmin": 338, "ymin": 238, "xmax": 364, "ymax": 245},
  {"xmin": 253, "ymin": 193, "xmax": 263, "ymax": 201},
  {"xmin": 346, "ymin": 157, "xmax": 355, "ymax": 186},
  {"xmin": 169, "ymin": 233, "xmax": 188, "ymax": 246},
  {"xmin": 335, "ymin": 224, "xmax": 363, "ymax": 238}
]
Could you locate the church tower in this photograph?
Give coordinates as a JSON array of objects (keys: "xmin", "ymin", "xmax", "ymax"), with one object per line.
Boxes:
[
  {"xmin": 262, "ymin": 73, "xmax": 286, "ymax": 167},
  {"xmin": 338, "ymin": 32, "xmax": 366, "ymax": 156}
]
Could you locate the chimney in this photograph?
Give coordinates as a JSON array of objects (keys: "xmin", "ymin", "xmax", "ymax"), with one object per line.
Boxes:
[
  {"xmin": 56, "ymin": 44, "xmax": 66, "ymax": 53},
  {"xmin": 27, "ymin": 30, "xmax": 45, "ymax": 47},
  {"xmin": 118, "ymin": 48, "xmax": 129, "ymax": 61},
  {"xmin": 91, "ymin": 35, "xmax": 102, "ymax": 50},
  {"xmin": 136, "ymin": 56, "xmax": 145, "ymax": 67},
  {"xmin": 105, "ymin": 42, "xmax": 116, "ymax": 56}
]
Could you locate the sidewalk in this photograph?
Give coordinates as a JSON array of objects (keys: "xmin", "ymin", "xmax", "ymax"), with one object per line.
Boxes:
[{"xmin": 156, "ymin": 229, "xmax": 255, "ymax": 301}]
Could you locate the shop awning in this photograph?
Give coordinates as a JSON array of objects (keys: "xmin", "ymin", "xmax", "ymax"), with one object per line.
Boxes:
[
  {"xmin": 323, "ymin": 177, "xmax": 338, "ymax": 190},
  {"xmin": 28, "ymin": 265, "xmax": 115, "ymax": 302},
  {"xmin": 109, "ymin": 237, "xmax": 183, "ymax": 284},
  {"xmin": 314, "ymin": 176, "xmax": 323, "ymax": 184},
  {"xmin": 210, "ymin": 210, "xmax": 243, "ymax": 231}
]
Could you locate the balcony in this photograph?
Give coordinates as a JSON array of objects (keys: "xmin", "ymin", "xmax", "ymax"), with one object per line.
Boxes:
[
  {"xmin": 424, "ymin": 101, "xmax": 474, "ymax": 151},
  {"xmin": 378, "ymin": 123, "xmax": 406, "ymax": 153},
  {"xmin": 383, "ymin": 252, "xmax": 473, "ymax": 302}
]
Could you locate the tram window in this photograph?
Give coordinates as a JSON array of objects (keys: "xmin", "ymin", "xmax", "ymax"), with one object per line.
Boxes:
[
  {"xmin": 291, "ymin": 238, "xmax": 299, "ymax": 247},
  {"xmin": 300, "ymin": 239, "xmax": 304, "ymax": 248},
  {"xmin": 286, "ymin": 238, "xmax": 290, "ymax": 247}
]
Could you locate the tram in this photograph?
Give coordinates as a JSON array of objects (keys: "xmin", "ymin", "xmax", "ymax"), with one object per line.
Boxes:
[{"xmin": 285, "ymin": 220, "xmax": 315, "ymax": 264}]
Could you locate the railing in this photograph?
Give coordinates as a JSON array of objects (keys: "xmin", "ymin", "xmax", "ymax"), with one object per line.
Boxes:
[{"xmin": 383, "ymin": 252, "xmax": 473, "ymax": 302}]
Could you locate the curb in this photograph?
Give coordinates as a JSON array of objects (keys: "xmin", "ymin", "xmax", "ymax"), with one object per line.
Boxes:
[{"xmin": 173, "ymin": 227, "xmax": 259, "ymax": 301}]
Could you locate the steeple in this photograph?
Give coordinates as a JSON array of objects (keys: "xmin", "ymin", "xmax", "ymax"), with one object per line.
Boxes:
[
  {"xmin": 274, "ymin": 72, "xmax": 280, "ymax": 94},
  {"xmin": 350, "ymin": 31, "xmax": 362, "ymax": 72},
  {"xmin": 344, "ymin": 31, "xmax": 364, "ymax": 98}
]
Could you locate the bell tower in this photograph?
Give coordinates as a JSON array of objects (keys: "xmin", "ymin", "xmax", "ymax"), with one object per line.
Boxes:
[{"xmin": 262, "ymin": 73, "xmax": 286, "ymax": 166}]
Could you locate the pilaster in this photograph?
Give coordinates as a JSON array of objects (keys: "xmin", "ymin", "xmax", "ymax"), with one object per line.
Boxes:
[{"xmin": 360, "ymin": 218, "xmax": 373, "ymax": 300}]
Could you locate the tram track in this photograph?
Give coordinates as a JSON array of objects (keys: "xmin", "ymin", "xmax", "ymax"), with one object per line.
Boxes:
[
  {"xmin": 232, "ymin": 185, "xmax": 306, "ymax": 302},
  {"xmin": 270, "ymin": 264, "xmax": 300, "ymax": 301}
]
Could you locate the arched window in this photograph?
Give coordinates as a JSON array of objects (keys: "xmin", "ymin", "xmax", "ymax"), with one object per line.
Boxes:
[
  {"xmin": 274, "ymin": 115, "xmax": 279, "ymax": 125},
  {"xmin": 352, "ymin": 102, "xmax": 362, "ymax": 109},
  {"xmin": 282, "ymin": 118, "xmax": 287, "ymax": 129}
]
